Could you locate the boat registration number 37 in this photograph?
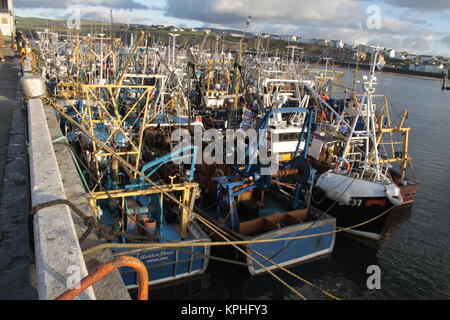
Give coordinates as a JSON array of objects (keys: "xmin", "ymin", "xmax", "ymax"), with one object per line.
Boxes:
[
  {"xmin": 181, "ymin": 304, "xmax": 269, "ymax": 317},
  {"xmin": 339, "ymin": 199, "xmax": 363, "ymax": 207}
]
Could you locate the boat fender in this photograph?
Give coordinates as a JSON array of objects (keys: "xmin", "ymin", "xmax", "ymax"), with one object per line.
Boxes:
[
  {"xmin": 335, "ymin": 158, "xmax": 350, "ymax": 173},
  {"xmin": 21, "ymin": 74, "xmax": 48, "ymax": 99},
  {"xmin": 385, "ymin": 184, "xmax": 403, "ymax": 206}
]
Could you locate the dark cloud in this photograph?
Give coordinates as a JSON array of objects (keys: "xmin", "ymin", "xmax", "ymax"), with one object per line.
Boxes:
[
  {"xmin": 358, "ymin": 0, "xmax": 450, "ymax": 11},
  {"xmin": 15, "ymin": 0, "xmax": 148, "ymax": 10},
  {"xmin": 165, "ymin": 0, "xmax": 364, "ymax": 27}
]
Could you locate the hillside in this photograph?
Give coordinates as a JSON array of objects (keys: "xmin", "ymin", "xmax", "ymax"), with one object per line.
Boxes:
[{"xmin": 15, "ymin": 16, "xmax": 327, "ymax": 58}]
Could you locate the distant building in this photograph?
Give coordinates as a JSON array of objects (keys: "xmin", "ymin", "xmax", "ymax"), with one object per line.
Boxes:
[
  {"xmin": 385, "ymin": 49, "xmax": 396, "ymax": 59},
  {"xmin": 409, "ymin": 63, "xmax": 444, "ymax": 73},
  {"xmin": 344, "ymin": 43, "xmax": 355, "ymax": 50},
  {"xmin": 404, "ymin": 55, "xmax": 417, "ymax": 61},
  {"xmin": 324, "ymin": 48, "xmax": 354, "ymax": 62},
  {"xmin": 298, "ymin": 37, "xmax": 312, "ymax": 44},
  {"xmin": 312, "ymin": 38, "xmax": 329, "ymax": 46},
  {"xmin": 358, "ymin": 44, "xmax": 376, "ymax": 54},
  {"xmin": 329, "ymin": 40, "xmax": 344, "ymax": 49},
  {"xmin": 419, "ymin": 55, "xmax": 434, "ymax": 62},
  {"xmin": 270, "ymin": 34, "xmax": 297, "ymax": 41}
]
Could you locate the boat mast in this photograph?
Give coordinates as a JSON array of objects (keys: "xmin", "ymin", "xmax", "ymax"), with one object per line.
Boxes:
[{"xmin": 341, "ymin": 48, "xmax": 381, "ymax": 180}]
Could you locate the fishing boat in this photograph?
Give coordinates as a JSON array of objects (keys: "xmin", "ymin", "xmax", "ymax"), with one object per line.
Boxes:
[
  {"xmin": 55, "ymin": 81, "xmax": 210, "ymax": 289},
  {"xmin": 309, "ymin": 50, "xmax": 415, "ymax": 243},
  {"xmin": 196, "ymin": 106, "xmax": 336, "ymax": 274}
]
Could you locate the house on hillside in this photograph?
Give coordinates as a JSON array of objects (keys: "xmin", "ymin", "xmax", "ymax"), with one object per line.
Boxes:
[
  {"xmin": 329, "ymin": 40, "xmax": 344, "ymax": 49},
  {"xmin": 409, "ymin": 62, "xmax": 444, "ymax": 73}
]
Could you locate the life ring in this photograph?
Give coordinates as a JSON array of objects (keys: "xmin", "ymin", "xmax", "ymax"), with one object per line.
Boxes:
[{"xmin": 335, "ymin": 158, "xmax": 350, "ymax": 173}]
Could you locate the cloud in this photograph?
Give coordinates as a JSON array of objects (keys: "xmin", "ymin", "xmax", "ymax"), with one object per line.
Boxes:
[
  {"xmin": 165, "ymin": 0, "xmax": 364, "ymax": 27},
  {"xmin": 14, "ymin": 0, "xmax": 450, "ymax": 56},
  {"xmin": 397, "ymin": 10, "xmax": 428, "ymax": 25},
  {"xmin": 164, "ymin": 0, "xmax": 449, "ymax": 54},
  {"xmin": 15, "ymin": 0, "xmax": 148, "ymax": 10},
  {"xmin": 40, "ymin": 5, "xmax": 151, "ymax": 24},
  {"xmin": 374, "ymin": 0, "xmax": 450, "ymax": 11}
]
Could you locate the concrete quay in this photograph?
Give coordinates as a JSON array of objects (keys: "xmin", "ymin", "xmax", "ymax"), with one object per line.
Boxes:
[{"xmin": 0, "ymin": 57, "xmax": 130, "ymax": 300}]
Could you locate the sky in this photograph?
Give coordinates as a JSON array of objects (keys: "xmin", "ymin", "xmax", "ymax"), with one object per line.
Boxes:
[{"xmin": 13, "ymin": 0, "xmax": 450, "ymax": 57}]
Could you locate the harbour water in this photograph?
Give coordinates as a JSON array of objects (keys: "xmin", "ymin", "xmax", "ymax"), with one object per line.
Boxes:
[{"xmin": 145, "ymin": 69, "xmax": 450, "ymax": 300}]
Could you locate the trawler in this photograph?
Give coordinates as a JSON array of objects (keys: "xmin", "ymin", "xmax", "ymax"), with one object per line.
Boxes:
[
  {"xmin": 309, "ymin": 50, "xmax": 417, "ymax": 243},
  {"xmin": 195, "ymin": 100, "xmax": 336, "ymax": 274}
]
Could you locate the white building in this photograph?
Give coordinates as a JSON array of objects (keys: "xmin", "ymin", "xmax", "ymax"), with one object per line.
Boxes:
[
  {"xmin": 329, "ymin": 40, "xmax": 344, "ymax": 49},
  {"xmin": 385, "ymin": 49, "xmax": 396, "ymax": 59},
  {"xmin": 271, "ymin": 35, "xmax": 297, "ymax": 42}
]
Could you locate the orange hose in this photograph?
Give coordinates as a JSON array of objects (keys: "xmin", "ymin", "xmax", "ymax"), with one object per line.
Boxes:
[{"xmin": 56, "ymin": 256, "xmax": 148, "ymax": 300}]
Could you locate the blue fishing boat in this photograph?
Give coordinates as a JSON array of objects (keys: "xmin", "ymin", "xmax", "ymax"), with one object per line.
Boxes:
[
  {"xmin": 59, "ymin": 84, "xmax": 211, "ymax": 288},
  {"xmin": 196, "ymin": 106, "xmax": 336, "ymax": 274},
  {"xmin": 89, "ymin": 178, "xmax": 211, "ymax": 288}
]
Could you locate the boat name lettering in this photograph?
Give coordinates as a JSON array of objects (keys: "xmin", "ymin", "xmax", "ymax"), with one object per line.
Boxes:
[{"xmin": 139, "ymin": 250, "xmax": 174, "ymax": 261}]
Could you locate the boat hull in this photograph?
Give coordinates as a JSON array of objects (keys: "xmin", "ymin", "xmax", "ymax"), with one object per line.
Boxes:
[
  {"xmin": 397, "ymin": 182, "xmax": 418, "ymax": 207},
  {"xmin": 114, "ymin": 223, "xmax": 210, "ymax": 289},
  {"xmin": 199, "ymin": 211, "xmax": 336, "ymax": 275},
  {"xmin": 245, "ymin": 215, "xmax": 336, "ymax": 275},
  {"xmin": 311, "ymin": 188, "xmax": 394, "ymax": 241}
]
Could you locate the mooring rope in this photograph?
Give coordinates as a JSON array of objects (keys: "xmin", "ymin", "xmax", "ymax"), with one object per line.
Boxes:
[
  {"xmin": 192, "ymin": 213, "xmax": 341, "ymax": 300},
  {"xmin": 81, "ymin": 206, "xmax": 393, "ymax": 253}
]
